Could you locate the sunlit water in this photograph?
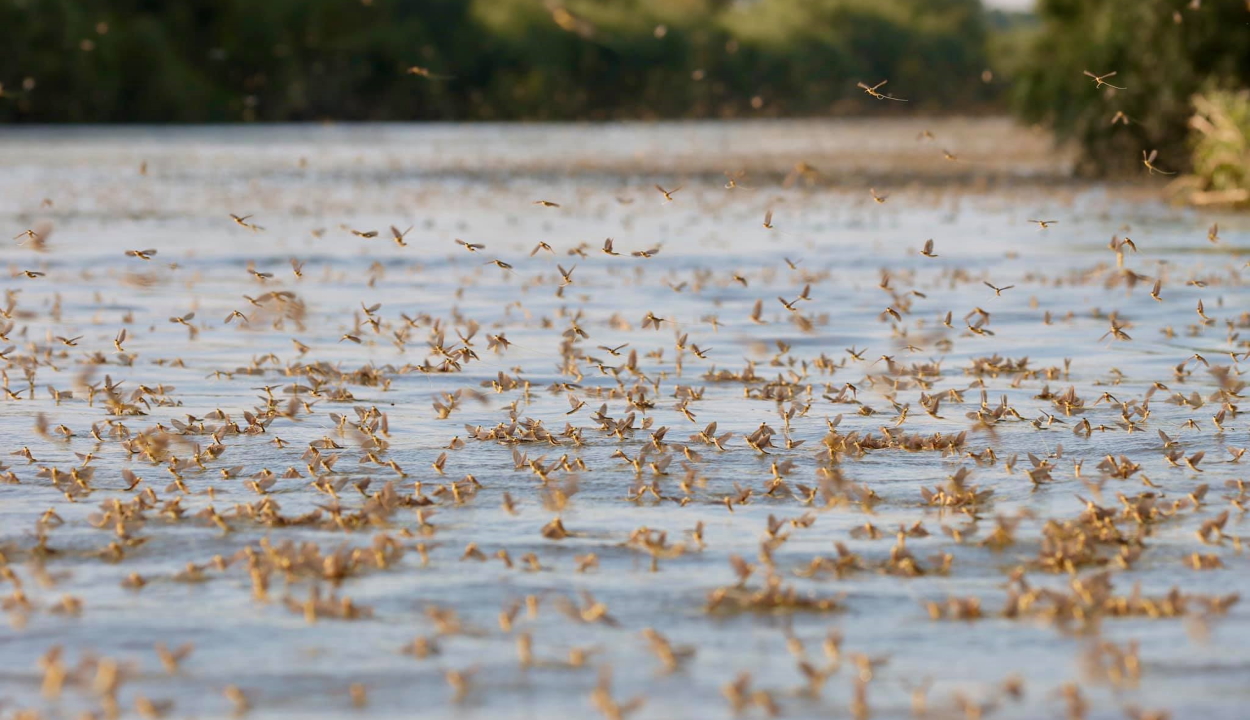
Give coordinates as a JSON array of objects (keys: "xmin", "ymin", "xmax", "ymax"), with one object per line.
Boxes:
[{"xmin": 0, "ymin": 120, "xmax": 1246, "ymax": 720}]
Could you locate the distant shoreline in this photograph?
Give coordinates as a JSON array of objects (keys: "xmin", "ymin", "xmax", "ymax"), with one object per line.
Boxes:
[{"xmin": 0, "ymin": 116, "xmax": 1077, "ymax": 185}]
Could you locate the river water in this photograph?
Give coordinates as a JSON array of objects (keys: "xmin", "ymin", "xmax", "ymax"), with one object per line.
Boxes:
[{"xmin": 0, "ymin": 120, "xmax": 1245, "ymax": 719}]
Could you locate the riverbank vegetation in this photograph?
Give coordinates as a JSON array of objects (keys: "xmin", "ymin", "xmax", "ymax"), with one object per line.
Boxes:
[
  {"xmin": 0, "ymin": 0, "xmax": 994, "ymax": 123},
  {"xmin": 1171, "ymin": 89, "xmax": 1250, "ymax": 208},
  {"xmin": 1008, "ymin": 0, "xmax": 1250, "ymax": 180},
  {"xmin": 3, "ymin": 0, "xmax": 1248, "ymax": 195}
]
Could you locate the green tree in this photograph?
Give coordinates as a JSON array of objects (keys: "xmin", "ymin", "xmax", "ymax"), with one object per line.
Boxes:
[
  {"xmin": 0, "ymin": 0, "xmax": 994, "ymax": 123},
  {"xmin": 1010, "ymin": 0, "xmax": 1250, "ymax": 175}
]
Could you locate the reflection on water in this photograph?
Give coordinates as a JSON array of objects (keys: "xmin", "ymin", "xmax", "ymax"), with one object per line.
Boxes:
[{"xmin": 0, "ymin": 121, "xmax": 1245, "ymax": 719}]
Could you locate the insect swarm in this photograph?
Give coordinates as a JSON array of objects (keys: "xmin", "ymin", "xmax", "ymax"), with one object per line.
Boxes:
[{"xmin": 1, "ymin": 49, "xmax": 1240, "ymax": 720}]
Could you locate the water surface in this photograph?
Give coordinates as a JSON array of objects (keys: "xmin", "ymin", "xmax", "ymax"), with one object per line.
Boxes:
[{"xmin": 0, "ymin": 120, "xmax": 1245, "ymax": 720}]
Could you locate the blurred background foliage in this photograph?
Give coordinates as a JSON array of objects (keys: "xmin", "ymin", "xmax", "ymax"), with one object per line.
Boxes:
[
  {"xmin": 1, "ymin": 0, "xmax": 1248, "ymax": 189},
  {"xmin": 0, "ymin": 0, "xmax": 995, "ymax": 123},
  {"xmin": 1171, "ymin": 89, "xmax": 1250, "ymax": 207},
  {"xmin": 1008, "ymin": 0, "xmax": 1250, "ymax": 176}
]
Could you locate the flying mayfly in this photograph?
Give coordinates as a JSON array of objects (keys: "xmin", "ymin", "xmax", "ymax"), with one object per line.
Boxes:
[{"xmin": 857, "ymin": 80, "xmax": 908, "ymax": 102}]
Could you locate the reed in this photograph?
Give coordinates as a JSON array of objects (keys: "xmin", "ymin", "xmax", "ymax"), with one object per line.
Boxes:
[{"xmin": 1172, "ymin": 89, "xmax": 1250, "ymax": 207}]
